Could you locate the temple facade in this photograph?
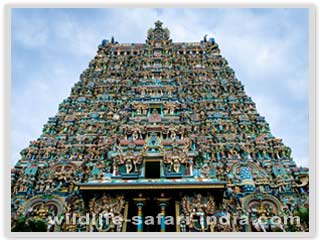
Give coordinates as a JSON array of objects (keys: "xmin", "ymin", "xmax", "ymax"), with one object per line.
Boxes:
[{"xmin": 11, "ymin": 21, "xmax": 309, "ymax": 232}]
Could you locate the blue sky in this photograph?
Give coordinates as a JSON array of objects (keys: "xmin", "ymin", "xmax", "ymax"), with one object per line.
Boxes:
[{"xmin": 11, "ymin": 8, "xmax": 309, "ymax": 167}]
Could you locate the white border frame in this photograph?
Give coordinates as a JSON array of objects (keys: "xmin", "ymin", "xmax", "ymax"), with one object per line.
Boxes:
[{"xmin": 2, "ymin": 3, "xmax": 316, "ymax": 239}]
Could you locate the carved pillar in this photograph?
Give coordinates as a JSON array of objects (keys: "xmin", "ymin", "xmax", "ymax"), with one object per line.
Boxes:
[
  {"xmin": 157, "ymin": 196, "xmax": 170, "ymax": 232},
  {"xmin": 159, "ymin": 202, "xmax": 167, "ymax": 232},
  {"xmin": 133, "ymin": 197, "xmax": 146, "ymax": 232},
  {"xmin": 136, "ymin": 202, "xmax": 144, "ymax": 232}
]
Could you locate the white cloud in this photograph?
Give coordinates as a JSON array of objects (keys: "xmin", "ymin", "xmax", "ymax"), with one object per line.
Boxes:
[{"xmin": 12, "ymin": 12, "xmax": 49, "ymax": 48}]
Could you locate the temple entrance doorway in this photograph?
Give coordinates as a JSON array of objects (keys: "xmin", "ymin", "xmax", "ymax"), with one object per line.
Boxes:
[{"xmin": 145, "ymin": 160, "xmax": 161, "ymax": 179}]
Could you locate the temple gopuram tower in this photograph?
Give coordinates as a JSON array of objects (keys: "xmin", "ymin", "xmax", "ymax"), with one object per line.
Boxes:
[{"xmin": 11, "ymin": 21, "xmax": 309, "ymax": 232}]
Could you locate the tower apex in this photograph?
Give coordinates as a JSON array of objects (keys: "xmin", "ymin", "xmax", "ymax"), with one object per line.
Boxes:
[{"xmin": 146, "ymin": 20, "xmax": 171, "ymax": 44}]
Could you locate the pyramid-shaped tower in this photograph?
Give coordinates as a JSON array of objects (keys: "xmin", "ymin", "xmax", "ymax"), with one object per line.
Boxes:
[{"xmin": 11, "ymin": 21, "xmax": 309, "ymax": 232}]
